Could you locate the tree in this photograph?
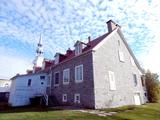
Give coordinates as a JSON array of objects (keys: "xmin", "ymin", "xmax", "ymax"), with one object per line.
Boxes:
[{"xmin": 145, "ymin": 70, "xmax": 160, "ymax": 103}]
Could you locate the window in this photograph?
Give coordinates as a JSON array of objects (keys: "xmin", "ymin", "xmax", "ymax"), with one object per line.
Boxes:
[
  {"xmin": 63, "ymin": 69, "xmax": 70, "ymax": 84},
  {"xmin": 75, "ymin": 65, "xmax": 83, "ymax": 83},
  {"xmin": 108, "ymin": 71, "xmax": 116, "ymax": 90},
  {"xmin": 141, "ymin": 76, "xmax": 145, "ymax": 87},
  {"xmin": 133, "ymin": 74, "xmax": 138, "ymax": 86},
  {"xmin": 118, "ymin": 40, "xmax": 120, "ymax": 46},
  {"xmin": 62, "ymin": 94, "xmax": 67, "ymax": 102},
  {"xmin": 144, "ymin": 93, "xmax": 147, "ymax": 97},
  {"xmin": 130, "ymin": 56, "xmax": 135, "ymax": 66},
  {"xmin": 55, "ymin": 54, "xmax": 59, "ymax": 64},
  {"xmin": 41, "ymin": 82, "xmax": 44, "ymax": 85},
  {"xmin": 54, "ymin": 72, "xmax": 60, "ymax": 86},
  {"xmin": 47, "ymin": 75, "xmax": 51, "ymax": 87},
  {"xmin": 118, "ymin": 50, "xmax": 125, "ymax": 62},
  {"xmin": 75, "ymin": 44, "xmax": 82, "ymax": 55},
  {"xmin": 4, "ymin": 83, "xmax": 9, "ymax": 87},
  {"xmin": 40, "ymin": 76, "xmax": 45, "ymax": 79},
  {"xmin": 27, "ymin": 79, "xmax": 32, "ymax": 87},
  {"xmin": 74, "ymin": 93, "xmax": 80, "ymax": 103}
]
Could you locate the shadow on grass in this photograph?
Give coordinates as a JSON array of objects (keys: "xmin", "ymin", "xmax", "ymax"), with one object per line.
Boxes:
[
  {"xmin": 0, "ymin": 103, "xmax": 63, "ymax": 114},
  {"xmin": 100, "ymin": 105, "xmax": 136, "ymax": 113}
]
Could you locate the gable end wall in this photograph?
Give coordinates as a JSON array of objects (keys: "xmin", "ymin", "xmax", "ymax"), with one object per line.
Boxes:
[{"xmin": 92, "ymin": 29, "xmax": 145, "ymax": 109}]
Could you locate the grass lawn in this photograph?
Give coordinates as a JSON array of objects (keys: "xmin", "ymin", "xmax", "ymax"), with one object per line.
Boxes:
[{"xmin": 0, "ymin": 103, "xmax": 160, "ymax": 120}]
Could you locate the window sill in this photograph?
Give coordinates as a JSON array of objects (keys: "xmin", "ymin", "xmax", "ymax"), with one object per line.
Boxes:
[
  {"xmin": 74, "ymin": 101, "xmax": 80, "ymax": 104},
  {"xmin": 63, "ymin": 82, "xmax": 69, "ymax": 85},
  {"xmin": 75, "ymin": 80, "xmax": 83, "ymax": 83},
  {"xmin": 109, "ymin": 89, "xmax": 116, "ymax": 91},
  {"xmin": 54, "ymin": 84, "xmax": 59, "ymax": 87},
  {"xmin": 119, "ymin": 60, "xmax": 125, "ymax": 63}
]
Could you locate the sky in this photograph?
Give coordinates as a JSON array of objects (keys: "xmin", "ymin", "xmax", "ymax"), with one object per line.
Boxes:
[{"xmin": 0, "ymin": 0, "xmax": 160, "ymax": 79}]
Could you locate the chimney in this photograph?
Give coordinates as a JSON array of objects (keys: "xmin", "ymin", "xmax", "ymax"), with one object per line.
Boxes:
[
  {"xmin": 26, "ymin": 70, "xmax": 33, "ymax": 74},
  {"xmin": 66, "ymin": 48, "xmax": 72, "ymax": 55},
  {"xmin": 88, "ymin": 36, "xmax": 91, "ymax": 43},
  {"xmin": 106, "ymin": 20, "xmax": 119, "ymax": 33}
]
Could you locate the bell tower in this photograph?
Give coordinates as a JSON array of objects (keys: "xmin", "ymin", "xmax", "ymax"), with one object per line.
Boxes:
[{"xmin": 33, "ymin": 34, "xmax": 44, "ymax": 70}]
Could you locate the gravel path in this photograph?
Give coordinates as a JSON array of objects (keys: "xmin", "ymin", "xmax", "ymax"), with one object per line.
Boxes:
[{"xmin": 76, "ymin": 110, "xmax": 118, "ymax": 117}]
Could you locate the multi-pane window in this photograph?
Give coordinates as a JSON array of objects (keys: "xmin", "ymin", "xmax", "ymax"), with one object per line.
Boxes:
[
  {"xmin": 118, "ymin": 50, "xmax": 125, "ymax": 62},
  {"xmin": 40, "ymin": 76, "xmax": 45, "ymax": 80},
  {"xmin": 55, "ymin": 54, "xmax": 59, "ymax": 64},
  {"xmin": 4, "ymin": 83, "xmax": 9, "ymax": 87},
  {"xmin": 74, "ymin": 93, "xmax": 80, "ymax": 103},
  {"xmin": 108, "ymin": 71, "xmax": 116, "ymax": 90},
  {"xmin": 63, "ymin": 69, "xmax": 70, "ymax": 84},
  {"xmin": 54, "ymin": 72, "xmax": 60, "ymax": 86},
  {"xmin": 133, "ymin": 74, "xmax": 138, "ymax": 86},
  {"xmin": 75, "ymin": 65, "xmax": 83, "ymax": 83},
  {"xmin": 47, "ymin": 75, "xmax": 51, "ymax": 87},
  {"xmin": 27, "ymin": 79, "xmax": 32, "ymax": 87},
  {"xmin": 62, "ymin": 94, "xmax": 67, "ymax": 102},
  {"xmin": 75, "ymin": 44, "xmax": 82, "ymax": 55}
]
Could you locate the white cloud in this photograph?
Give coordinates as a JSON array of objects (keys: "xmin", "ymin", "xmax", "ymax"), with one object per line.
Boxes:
[
  {"xmin": 143, "ymin": 42, "xmax": 160, "ymax": 73},
  {"xmin": 0, "ymin": 47, "xmax": 32, "ymax": 79},
  {"xmin": 0, "ymin": 0, "xmax": 160, "ymax": 77}
]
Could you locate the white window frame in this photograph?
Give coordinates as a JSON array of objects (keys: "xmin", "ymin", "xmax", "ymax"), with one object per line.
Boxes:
[
  {"xmin": 62, "ymin": 94, "xmax": 67, "ymax": 102},
  {"xmin": 54, "ymin": 72, "xmax": 60, "ymax": 86},
  {"xmin": 75, "ymin": 44, "xmax": 82, "ymax": 55},
  {"xmin": 74, "ymin": 93, "xmax": 80, "ymax": 103},
  {"xmin": 47, "ymin": 75, "xmax": 51, "ymax": 87},
  {"xmin": 108, "ymin": 71, "xmax": 116, "ymax": 90},
  {"xmin": 55, "ymin": 54, "xmax": 59, "ymax": 64},
  {"xmin": 133, "ymin": 74, "xmax": 138, "ymax": 86},
  {"xmin": 118, "ymin": 50, "xmax": 125, "ymax": 62},
  {"xmin": 75, "ymin": 64, "xmax": 83, "ymax": 83},
  {"xmin": 63, "ymin": 68, "xmax": 70, "ymax": 85}
]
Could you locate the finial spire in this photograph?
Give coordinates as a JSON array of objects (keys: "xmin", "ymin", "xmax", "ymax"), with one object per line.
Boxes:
[
  {"xmin": 36, "ymin": 34, "xmax": 43, "ymax": 55},
  {"xmin": 38, "ymin": 34, "xmax": 42, "ymax": 46},
  {"xmin": 33, "ymin": 34, "xmax": 44, "ymax": 71}
]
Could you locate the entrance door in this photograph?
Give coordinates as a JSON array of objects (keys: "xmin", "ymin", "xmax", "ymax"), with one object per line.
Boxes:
[
  {"xmin": 134, "ymin": 93, "xmax": 141, "ymax": 105},
  {"xmin": 39, "ymin": 80, "xmax": 46, "ymax": 94}
]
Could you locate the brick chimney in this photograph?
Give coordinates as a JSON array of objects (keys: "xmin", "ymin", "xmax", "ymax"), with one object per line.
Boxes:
[
  {"xmin": 88, "ymin": 36, "xmax": 91, "ymax": 43},
  {"xmin": 106, "ymin": 20, "xmax": 119, "ymax": 33},
  {"xmin": 66, "ymin": 48, "xmax": 72, "ymax": 55}
]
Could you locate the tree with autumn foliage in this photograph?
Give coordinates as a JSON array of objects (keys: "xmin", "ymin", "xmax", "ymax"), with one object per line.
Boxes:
[{"xmin": 145, "ymin": 70, "xmax": 160, "ymax": 103}]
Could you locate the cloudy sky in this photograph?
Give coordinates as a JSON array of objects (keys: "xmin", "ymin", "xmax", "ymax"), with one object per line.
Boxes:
[{"xmin": 0, "ymin": 0, "xmax": 160, "ymax": 79}]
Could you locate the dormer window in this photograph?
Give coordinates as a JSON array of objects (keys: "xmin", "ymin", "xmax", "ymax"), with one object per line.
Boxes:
[
  {"xmin": 74, "ymin": 41, "xmax": 82, "ymax": 55},
  {"xmin": 75, "ymin": 44, "xmax": 82, "ymax": 55},
  {"xmin": 42, "ymin": 60, "xmax": 45, "ymax": 70},
  {"xmin": 54, "ymin": 53, "xmax": 59, "ymax": 64}
]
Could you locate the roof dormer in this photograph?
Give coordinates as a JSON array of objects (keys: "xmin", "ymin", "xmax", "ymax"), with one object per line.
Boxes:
[
  {"xmin": 42, "ymin": 59, "xmax": 53, "ymax": 70},
  {"xmin": 54, "ymin": 53, "xmax": 66, "ymax": 64},
  {"xmin": 74, "ymin": 41, "xmax": 87, "ymax": 56},
  {"xmin": 74, "ymin": 41, "xmax": 82, "ymax": 55},
  {"xmin": 54, "ymin": 53, "xmax": 60, "ymax": 65}
]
